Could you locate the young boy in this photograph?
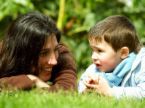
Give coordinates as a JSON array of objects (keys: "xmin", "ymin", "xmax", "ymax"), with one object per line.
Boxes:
[{"xmin": 78, "ymin": 15, "xmax": 145, "ymax": 99}]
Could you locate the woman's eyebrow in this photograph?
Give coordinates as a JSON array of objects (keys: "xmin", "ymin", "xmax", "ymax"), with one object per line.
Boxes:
[{"xmin": 40, "ymin": 48, "xmax": 51, "ymax": 53}]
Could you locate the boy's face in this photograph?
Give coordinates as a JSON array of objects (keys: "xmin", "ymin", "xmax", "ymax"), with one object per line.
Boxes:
[{"xmin": 89, "ymin": 39, "xmax": 122, "ymax": 72}]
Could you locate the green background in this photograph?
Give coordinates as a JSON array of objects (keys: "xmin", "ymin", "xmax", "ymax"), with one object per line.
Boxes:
[{"xmin": 0, "ymin": 0, "xmax": 145, "ymax": 73}]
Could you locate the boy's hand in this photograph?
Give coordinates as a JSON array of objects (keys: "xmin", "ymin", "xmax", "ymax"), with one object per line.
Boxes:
[{"xmin": 84, "ymin": 73, "xmax": 113, "ymax": 96}]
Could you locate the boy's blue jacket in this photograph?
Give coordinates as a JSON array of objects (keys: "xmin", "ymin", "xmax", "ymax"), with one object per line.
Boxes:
[{"xmin": 78, "ymin": 48, "xmax": 145, "ymax": 99}]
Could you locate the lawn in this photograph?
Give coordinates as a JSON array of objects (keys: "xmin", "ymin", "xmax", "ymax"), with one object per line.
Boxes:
[{"xmin": 0, "ymin": 89, "xmax": 144, "ymax": 108}]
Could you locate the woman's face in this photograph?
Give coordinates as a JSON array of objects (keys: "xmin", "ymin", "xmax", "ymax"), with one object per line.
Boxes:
[{"xmin": 37, "ymin": 35, "xmax": 59, "ymax": 81}]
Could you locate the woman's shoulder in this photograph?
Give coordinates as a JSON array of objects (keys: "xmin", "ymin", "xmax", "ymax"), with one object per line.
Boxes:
[{"xmin": 57, "ymin": 43, "xmax": 70, "ymax": 53}]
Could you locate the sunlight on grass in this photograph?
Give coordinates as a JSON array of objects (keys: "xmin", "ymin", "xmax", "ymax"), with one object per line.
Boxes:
[{"xmin": 0, "ymin": 90, "xmax": 144, "ymax": 108}]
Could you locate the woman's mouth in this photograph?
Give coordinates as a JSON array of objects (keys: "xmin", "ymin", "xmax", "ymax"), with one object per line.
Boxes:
[{"xmin": 44, "ymin": 68, "xmax": 52, "ymax": 72}]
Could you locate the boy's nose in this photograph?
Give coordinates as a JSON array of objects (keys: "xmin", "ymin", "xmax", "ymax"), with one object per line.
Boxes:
[{"xmin": 92, "ymin": 52, "xmax": 99, "ymax": 62}]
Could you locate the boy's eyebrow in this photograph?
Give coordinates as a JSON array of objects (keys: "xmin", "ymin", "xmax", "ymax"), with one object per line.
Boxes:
[
  {"xmin": 90, "ymin": 45, "xmax": 99, "ymax": 48},
  {"xmin": 90, "ymin": 45, "xmax": 103, "ymax": 50}
]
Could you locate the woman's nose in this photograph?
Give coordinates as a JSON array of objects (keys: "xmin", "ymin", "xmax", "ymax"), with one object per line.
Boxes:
[{"xmin": 48, "ymin": 54, "xmax": 57, "ymax": 65}]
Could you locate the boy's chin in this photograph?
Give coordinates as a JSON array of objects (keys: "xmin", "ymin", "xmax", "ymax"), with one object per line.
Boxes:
[{"xmin": 98, "ymin": 69, "xmax": 113, "ymax": 73}]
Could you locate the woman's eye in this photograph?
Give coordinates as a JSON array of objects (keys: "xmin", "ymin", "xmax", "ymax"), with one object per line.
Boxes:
[
  {"xmin": 54, "ymin": 50, "xmax": 59, "ymax": 58},
  {"xmin": 39, "ymin": 49, "xmax": 50, "ymax": 57},
  {"xmin": 40, "ymin": 51, "xmax": 50, "ymax": 57},
  {"xmin": 40, "ymin": 49, "xmax": 58, "ymax": 58}
]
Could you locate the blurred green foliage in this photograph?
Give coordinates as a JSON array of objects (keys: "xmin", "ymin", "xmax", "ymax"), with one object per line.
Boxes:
[{"xmin": 0, "ymin": 0, "xmax": 145, "ymax": 73}]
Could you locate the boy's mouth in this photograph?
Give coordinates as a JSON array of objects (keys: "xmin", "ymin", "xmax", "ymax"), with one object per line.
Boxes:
[{"xmin": 96, "ymin": 64, "xmax": 101, "ymax": 68}]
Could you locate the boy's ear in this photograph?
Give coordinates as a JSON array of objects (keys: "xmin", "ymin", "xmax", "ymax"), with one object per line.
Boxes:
[{"xmin": 120, "ymin": 47, "xmax": 129, "ymax": 59}]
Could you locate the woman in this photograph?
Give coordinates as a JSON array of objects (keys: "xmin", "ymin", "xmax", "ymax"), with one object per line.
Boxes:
[{"xmin": 0, "ymin": 12, "xmax": 77, "ymax": 92}]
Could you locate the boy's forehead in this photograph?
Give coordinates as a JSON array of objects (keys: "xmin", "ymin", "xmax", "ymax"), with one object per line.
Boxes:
[
  {"xmin": 89, "ymin": 36, "xmax": 111, "ymax": 47},
  {"xmin": 89, "ymin": 36, "xmax": 103, "ymax": 44}
]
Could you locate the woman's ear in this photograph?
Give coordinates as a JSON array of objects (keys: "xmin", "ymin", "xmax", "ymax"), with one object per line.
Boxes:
[{"xmin": 120, "ymin": 47, "xmax": 129, "ymax": 59}]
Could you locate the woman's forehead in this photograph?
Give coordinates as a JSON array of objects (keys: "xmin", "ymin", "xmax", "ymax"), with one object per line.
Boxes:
[{"xmin": 43, "ymin": 35, "xmax": 58, "ymax": 49}]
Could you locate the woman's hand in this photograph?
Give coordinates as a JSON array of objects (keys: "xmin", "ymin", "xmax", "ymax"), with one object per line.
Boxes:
[
  {"xmin": 84, "ymin": 73, "xmax": 113, "ymax": 96},
  {"xmin": 27, "ymin": 74, "xmax": 50, "ymax": 88}
]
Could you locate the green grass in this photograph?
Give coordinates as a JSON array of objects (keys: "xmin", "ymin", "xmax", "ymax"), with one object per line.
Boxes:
[{"xmin": 0, "ymin": 90, "xmax": 145, "ymax": 108}]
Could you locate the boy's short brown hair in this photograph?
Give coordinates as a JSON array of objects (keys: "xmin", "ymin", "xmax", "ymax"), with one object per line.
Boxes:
[{"xmin": 88, "ymin": 15, "xmax": 141, "ymax": 53}]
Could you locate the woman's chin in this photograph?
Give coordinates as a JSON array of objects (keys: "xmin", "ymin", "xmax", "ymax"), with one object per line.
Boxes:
[{"xmin": 38, "ymin": 72, "xmax": 51, "ymax": 81}]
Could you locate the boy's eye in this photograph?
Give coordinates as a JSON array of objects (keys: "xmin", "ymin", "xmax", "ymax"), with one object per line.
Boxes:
[
  {"xmin": 97, "ymin": 49, "xmax": 102, "ymax": 53},
  {"xmin": 91, "ymin": 47, "xmax": 103, "ymax": 53}
]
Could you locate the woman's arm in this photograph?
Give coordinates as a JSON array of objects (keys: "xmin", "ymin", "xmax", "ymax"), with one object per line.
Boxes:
[
  {"xmin": 0, "ymin": 75, "xmax": 34, "ymax": 90},
  {"xmin": 0, "ymin": 44, "xmax": 77, "ymax": 91},
  {"xmin": 0, "ymin": 74, "xmax": 50, "ymax": 90}
]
